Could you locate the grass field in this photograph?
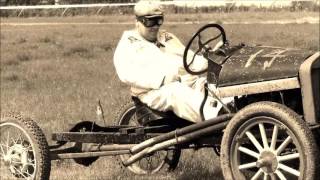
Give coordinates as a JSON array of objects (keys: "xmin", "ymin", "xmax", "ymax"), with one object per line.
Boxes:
[{"xmin": 0, "ymin": 12, "xmax": 319, "ymax": 179}]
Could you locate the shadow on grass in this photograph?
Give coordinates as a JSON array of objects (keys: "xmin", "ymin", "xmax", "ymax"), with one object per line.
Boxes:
[
  {"xmin": 176, "ymin": 167, "xmax": 223, "ymax": 180},
  {"xmin": 174, "ymin": 149, "xmax": 224, "ymax": 180},
  {"xmin": 175, "ymin": 162, "xmax": 224, "ymax": 180}
]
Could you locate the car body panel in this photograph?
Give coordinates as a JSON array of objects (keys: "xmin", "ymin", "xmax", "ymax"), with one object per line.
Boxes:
[
  {"xmin": 215, "ymin": 77, "xmax": 300, "ymax": 98},
  {"xmin": 299, "ymin": 52, "xmax": 320, "ymax": 124},
  {"xmin": 216, "ymin": 45, "xmax": 314, "ymax": 87}
]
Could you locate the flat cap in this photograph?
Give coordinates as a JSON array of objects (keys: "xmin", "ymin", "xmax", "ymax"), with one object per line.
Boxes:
[{"xmin": 134, "ymin": 1, "xmax": 164, "ymax": 18}]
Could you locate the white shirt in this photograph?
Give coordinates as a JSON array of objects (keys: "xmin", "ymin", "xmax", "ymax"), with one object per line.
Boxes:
[{"xmin": 113, "ymin": 29, "xmax": 207, "ymax": 96}]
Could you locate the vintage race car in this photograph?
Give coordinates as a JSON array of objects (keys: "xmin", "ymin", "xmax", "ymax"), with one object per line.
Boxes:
[
  {"xmin": 0, "ymin": 23, "xmax": 319, "ymax": 180},
  {"xmin": 183, "ymin": 23, "xmax": 320, "ymax": 179}
]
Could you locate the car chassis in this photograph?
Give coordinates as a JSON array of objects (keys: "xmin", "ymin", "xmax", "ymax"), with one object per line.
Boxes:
[{"xmin": 1, "ymin": 24, "xmax": 319, "ymax": 180}]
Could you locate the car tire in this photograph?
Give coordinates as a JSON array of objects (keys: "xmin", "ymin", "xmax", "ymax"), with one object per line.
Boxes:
[
  {"xmin": 0, "ymin": 113, "xmax": 51, "ymax": 180},
  {"xmin": 220, "ymin": 101, "xmax": 318, "ymax": 180}
]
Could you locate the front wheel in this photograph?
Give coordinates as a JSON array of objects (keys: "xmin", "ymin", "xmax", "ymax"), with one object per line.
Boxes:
[
  {"xmin": 221, "ymin": 102, "xmax": 318, "ymax": 180},
  {"xmin": 0, "ymin": 113, "xmax": 51, "ymax": 180}
]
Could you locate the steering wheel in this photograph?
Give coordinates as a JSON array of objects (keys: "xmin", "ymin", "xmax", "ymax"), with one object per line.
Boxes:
[{"xmin": 183, "ymin": 24, "xmax": 227, "ymax": 75}]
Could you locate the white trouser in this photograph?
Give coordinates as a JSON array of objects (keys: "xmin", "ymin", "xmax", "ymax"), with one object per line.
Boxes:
[{"xmin": 138, "ymin": 77, "xmax": 225, "ymax": 123}]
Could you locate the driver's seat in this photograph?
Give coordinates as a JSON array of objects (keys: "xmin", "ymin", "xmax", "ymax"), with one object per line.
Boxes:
[{"xmin": 131, "ymin": 97, "xmax": 193, "ymax": 128}]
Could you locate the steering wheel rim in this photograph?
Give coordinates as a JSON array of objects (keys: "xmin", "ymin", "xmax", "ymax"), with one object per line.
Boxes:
[{"xmin": 183, "ymin": 23, "xmax": 227, "ymax": 75}]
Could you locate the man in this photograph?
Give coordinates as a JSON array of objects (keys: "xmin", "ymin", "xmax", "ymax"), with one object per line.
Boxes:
[{"xmin": 113, "ymin": 1, "xmax": 226, "ymax": 123}]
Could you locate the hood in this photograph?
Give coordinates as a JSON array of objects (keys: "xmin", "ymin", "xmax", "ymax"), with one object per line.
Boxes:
[{"xmin": 217, "ymin": 45, "xmax": 314, "ymax": 87}]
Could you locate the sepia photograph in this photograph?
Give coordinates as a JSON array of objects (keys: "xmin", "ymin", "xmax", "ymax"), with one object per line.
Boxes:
[{"xmin": 0, "ymin": 0, "xmax": 319, "ymax": 179}]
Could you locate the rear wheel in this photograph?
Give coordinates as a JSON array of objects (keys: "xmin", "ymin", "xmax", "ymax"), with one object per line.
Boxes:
[
  {"xmin": 221, "ymin": 102, "xmax": 318, "ymax": 180},
  {"xmin": 0, "ymin": 113, "xmax": 51, "ymax": 180},
  {"xmin": 116, "ymin": 101, "xmax": 181, "ymax": 174}
]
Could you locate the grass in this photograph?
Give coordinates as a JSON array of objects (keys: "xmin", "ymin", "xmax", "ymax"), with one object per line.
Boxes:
[{"xmin": 0, "ymin": 12, "xmax": 319, "ymax": 179}]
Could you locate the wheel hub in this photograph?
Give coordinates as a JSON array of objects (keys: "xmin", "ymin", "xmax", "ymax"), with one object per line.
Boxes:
[
  {"xmin": 257, "ymin": 151, "xmax": 278, "ymax": 173},
  {"xmin": 5, "ymin": 143, "xmax": 31, "ymax": 176}
]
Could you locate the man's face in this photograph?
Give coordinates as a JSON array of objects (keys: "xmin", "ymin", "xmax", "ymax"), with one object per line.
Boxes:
[{"xmin": 136, "ymin": 16, "xmax": 164, "ymax": 42}]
